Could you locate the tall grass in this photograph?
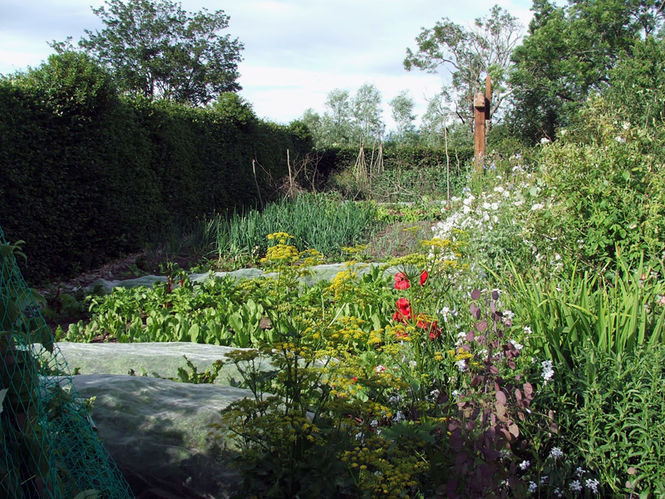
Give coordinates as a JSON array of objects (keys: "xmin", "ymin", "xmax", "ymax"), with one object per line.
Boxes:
[
  {"xmin": 209, "ymin": 193, "xmax": 385, "ymax": 262},
  {"xmin": 504, "ymin": 255, "xmax": 665, "ymax": 369}
]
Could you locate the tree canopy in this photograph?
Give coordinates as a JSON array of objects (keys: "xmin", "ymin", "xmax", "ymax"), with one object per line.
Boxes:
[
  {"xmin": 54, "ymin": 0, "xmax": 243, "ymax": 106},
  {"xmin": 404, "ymin": 5, "xmax": 522, "ymax": 125},
  {"xmin": 508, "ymin": 0, "xmax": 665, "ymax": 142}
]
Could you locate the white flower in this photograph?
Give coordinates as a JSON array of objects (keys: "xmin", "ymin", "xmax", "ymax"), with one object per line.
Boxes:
[
  {"xmin": 519, "ymin": 460, "xmax": 530, "ymax": 470},
  {"xmin": 355, "ymin": 432, "xmax": 363, "ymax": 440},
  {"xmin": 528, "ymin": 481, "xmax": 537, "ymax": 493},
  {"xmin": 622, "ymin": 121, "xmax": 630, "ymax": 130},
  {"xmin": 569, "ymin": 480, "xmax": 582, "ymax": 492},
  {"xmin": 531, "ymin": 203, "xmax": 545, "ymax": 211},
  {"xmin": 585, "ymin": 478, "xmax": 600, "ymax": 494},
  {"xmin": 576, "ymin": 467, "xmax": 586, "ymax": 476},
  {"xmin": 452, "ymin": 390, "xmax": 460, "ymax": 398},
  {"xmin": 370, "ymin": 419, "xmax": 378, "ymax": 427},
  {"xmin": 393, "ymin": 410, "xmax": 405, "ymax": 422},
  {"xmin": 615, "ymin": 136, "xmax": 626, "ymax": 143},
  {"xmin": 510, "ymin": 340, "xmax": 524, "ymax": 351},
  {"xmin": 540, "ymin": 475, "xmax": 548, "ymax": 484},
  {"xmin": 375, "ymin": 365, "xmax": 386, "ymax": 373},
  {"xmin": 542, "ymin": 360, "xmax": 554, "ymax": 383},
  {"xmin": 499, "ymin": 449, "xmax": 511, "ymax": 460},
  {"xmin": 540, "ymin": 137, "xmax": 551, "ymax": 144},
  {"xmin": 554, "ymin": 487, "xmax": 563, "ymax": 497},
  {"xmin": 456, "ymin": 359, "xmax": 467, "ymax": 372},
  {"xmin": 429, "ymin": 389, "xmax": 440, "ymax": 401},
  {"xmin": 494, "ymin": 186, "xmax": 505, "ymax": 193},
  {"xmin": 388, "ymin": 394, "xmax": 402, "ymax": 405},
  {"xmin": 549, "ymin": 447, "xmax": 564, "ymax": 459},
  {"xmin": 524, "ymin": 325, "xmax": 532, "ymax": 335}
]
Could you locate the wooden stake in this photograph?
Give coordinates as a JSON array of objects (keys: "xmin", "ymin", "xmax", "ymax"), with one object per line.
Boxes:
[{"xmin": 473, "ymin": 75, "xmax": 492, "ymax": 174}]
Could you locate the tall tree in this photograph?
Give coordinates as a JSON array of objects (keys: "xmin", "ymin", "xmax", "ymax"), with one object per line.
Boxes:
[
  {"xmin": 352, "ymin": 83, "xmax": 384, "ymax": 144},
  {"xmin": 389, "ymin": 90, "xmax": 416, "ymax": 141},
  {"xmin": 508, "ymin": 0, "xmax": 665, "ymax": 142},
  {"xmin": 404, "ymin": 5, "xmax": 522, "ymax": 125},
  {"xmin": 55, "ymin": 0, "xmax": 243, "ymax": 106}
]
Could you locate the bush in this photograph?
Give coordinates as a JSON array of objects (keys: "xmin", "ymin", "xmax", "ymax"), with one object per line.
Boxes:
[{"xmin": 533, "ymin": 98, "xmax": 665, "ymax": 271}]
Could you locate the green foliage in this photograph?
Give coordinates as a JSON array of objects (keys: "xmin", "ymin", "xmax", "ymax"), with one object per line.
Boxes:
[
  {"xmin": 15, "ymin": 51, "xmax": 118, "ymax": 119},
  {"xmin": 0, "ymin": 60, "xmax": 310, "ymax": 282},
  {"xmin": 64, "ymin": 0, "xmax": 243, "ymax": 105},
  {"xmin": 324, "ymin": 144, "xmax": 472, "ymax": 201},
  {"xmin": 505, "ymin": 257, "xmax": 665, "ymax": 370},
  {"xmin": 606, "ymin": 36, "xmax": 665, "ymax": 126},
  {"xmin": 543, "ymin": 345, "xmax": 665, "ymax": 496},
  {"xmin": 210, "ymin": 92, "xmax": 257, "ymax": 128},
  {"xmin": 210, "ymin": 193, "xmax": 384, "ymax": 266},
  {"xmin": 508, "ymin": 0, "xmax": 664, "ymax": 143},
  {"xmin": 534, "ymin": 98, "xmax": 665, "ymax": 269},
  {"xmin": 388, "ymin": 90, "xmax": 417, "ymax": 142}
]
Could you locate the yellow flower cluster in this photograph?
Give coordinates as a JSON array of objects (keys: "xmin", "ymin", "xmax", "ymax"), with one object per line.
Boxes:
[
  {"xmin": 329, "ymin": 268, "xmax": 359, "ymax": 298},
  {"xmin": 340, "ymin": 435, "xmax": 428, "ymax": 497},
  {"xmin": 341, "ymin": 244, "xmax": 367, "ymax": 255},
  {"xmin": 260, "ymin": 243, "xmax": 299, "ymax": 265},
  {"xmin": 266, "ymin": 231, "xmax": 294, "ymax": 244}
]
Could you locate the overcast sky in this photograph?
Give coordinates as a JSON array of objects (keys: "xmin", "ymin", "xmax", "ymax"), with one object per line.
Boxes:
[{"xmin": 0, "ymin": 0, "xmax": 534, "ymax": 130}]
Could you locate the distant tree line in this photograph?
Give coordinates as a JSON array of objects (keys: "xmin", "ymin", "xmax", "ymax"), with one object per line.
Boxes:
[{"xmin": 303, "ymin": 1, "xmax": 664, "ymax": 150}]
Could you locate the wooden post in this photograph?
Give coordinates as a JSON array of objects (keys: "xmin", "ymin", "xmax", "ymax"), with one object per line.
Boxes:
[{"xmin": 473, "ymin": 76, "xmax": 492, "ymax": 174}]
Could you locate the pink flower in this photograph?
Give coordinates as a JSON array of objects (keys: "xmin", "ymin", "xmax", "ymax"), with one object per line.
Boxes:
[{"xmin": 394, "ymin": 272, "xmax": 410, "ymax": 290}]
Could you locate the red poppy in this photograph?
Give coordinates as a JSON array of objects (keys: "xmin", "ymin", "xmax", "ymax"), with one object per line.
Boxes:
[
  {"xmin": 394, "ymin": 272, "xmax": 410, "ymax": 290},
  {"xmin": 415, "ymin": 313, "xmax": 441, "ymax": 340},
  {"xmin": 394, "ymin": 297, "xmax": 412, "ymax": 322},
  {"xmin": 419, "ymin": 270, "xmax": 429, "ymax": 286}
]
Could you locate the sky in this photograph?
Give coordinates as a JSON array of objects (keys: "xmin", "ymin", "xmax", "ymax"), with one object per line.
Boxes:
[{"xmin": 0, "ymin": 0, "xmax": 535, "ymax": 131}]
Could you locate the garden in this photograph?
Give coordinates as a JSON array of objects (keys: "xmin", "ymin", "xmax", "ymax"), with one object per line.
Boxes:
[
  {"xmin": 2, "ymin": 1, "xmax": 664, "ymax": 496},
  {"xmin": 48, "ymin": 97, "xmax": 665, "ymax": 498}
]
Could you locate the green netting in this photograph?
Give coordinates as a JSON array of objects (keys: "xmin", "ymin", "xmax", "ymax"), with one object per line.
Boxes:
[{"xmin": 0, "ymin": 227, "xmax": 133, "ymax": 498}]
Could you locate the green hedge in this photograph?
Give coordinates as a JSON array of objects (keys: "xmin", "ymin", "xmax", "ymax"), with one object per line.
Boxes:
[{"xmin": 0, "ymin": 53, "xmax": 311, "ymax": 282}]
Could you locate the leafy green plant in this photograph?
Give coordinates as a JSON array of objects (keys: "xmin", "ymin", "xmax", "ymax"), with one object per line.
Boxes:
[
  {"xmin": 504, "ymin": 255, "xmax": 665, "ymax": 369},
  {"xmin": 533, "ymin": 345, "xmax": 665, "ymax": 497},
  {"xmin": 534, "ymin": 99, "xmax": 665, "ymax": 270}
]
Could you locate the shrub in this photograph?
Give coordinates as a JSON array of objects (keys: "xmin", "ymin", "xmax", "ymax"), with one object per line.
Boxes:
[{"xmin": 533, "ymin": 98, "xmax": 665, "ymax": 271}]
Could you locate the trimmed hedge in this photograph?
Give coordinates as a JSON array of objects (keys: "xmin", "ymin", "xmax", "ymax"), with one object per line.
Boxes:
[{"xmin": 0, "ymin": 54, "xmax": 311, "ymax": 282}]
